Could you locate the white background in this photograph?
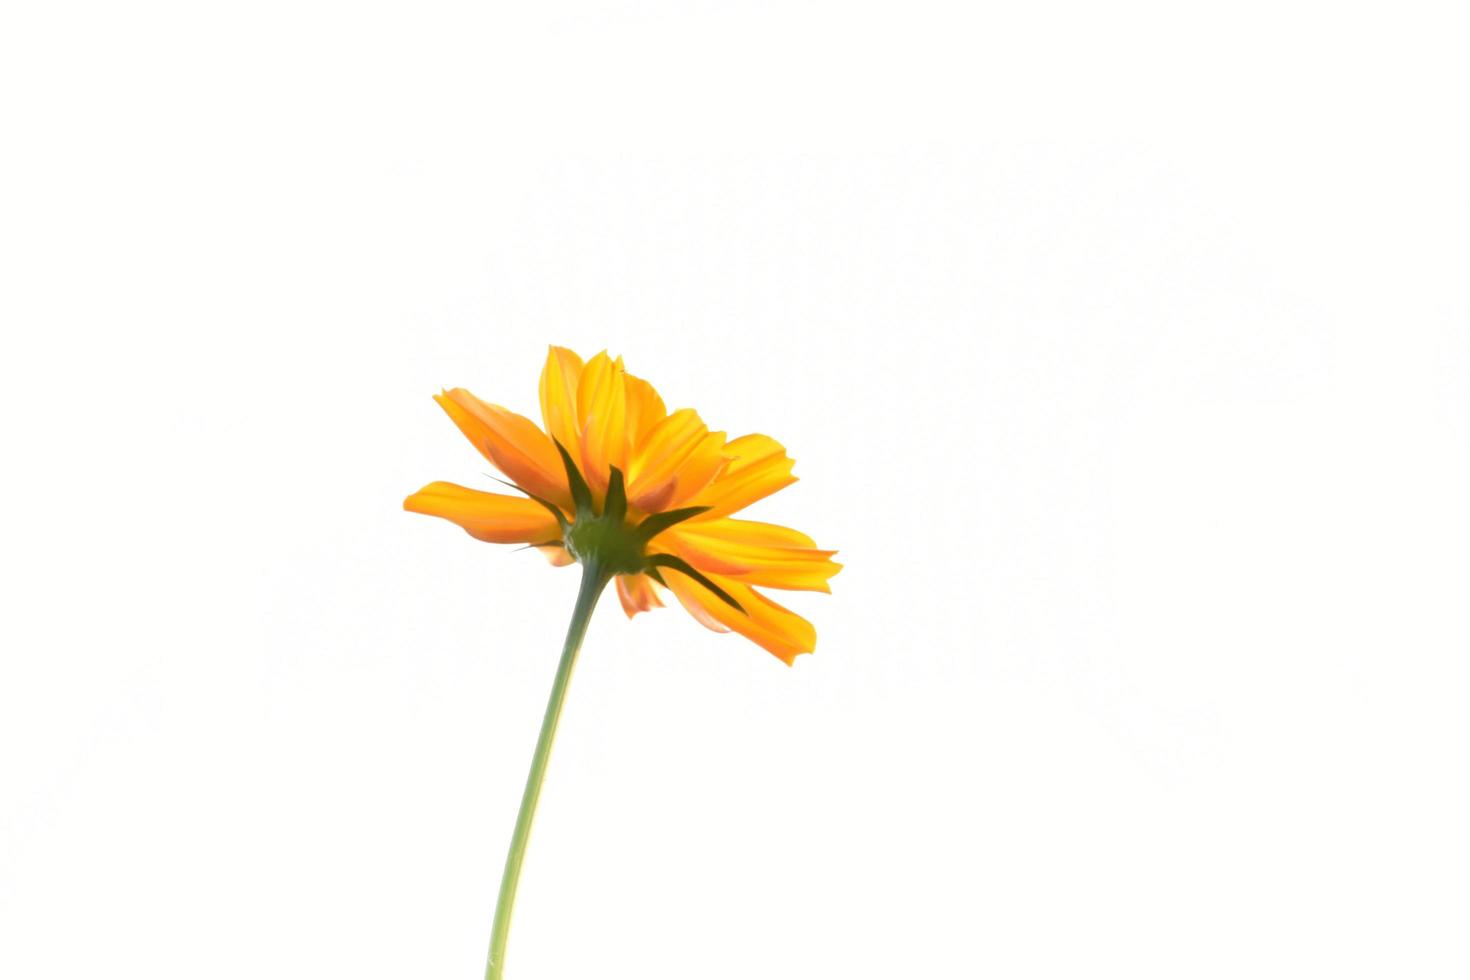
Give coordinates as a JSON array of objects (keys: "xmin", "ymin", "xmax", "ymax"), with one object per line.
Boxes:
[{"xmin": 3, "ymin": 3, "xmax": 1468, "ymax": 978}]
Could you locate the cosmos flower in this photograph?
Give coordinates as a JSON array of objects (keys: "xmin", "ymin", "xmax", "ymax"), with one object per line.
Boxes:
[
  {"xmin": 404, "ymin": 346, "xmax": 840, "ymax": 979},
  {"xmin": 404, "ymin": 346, "xmax": 840, "ymax": 662}
]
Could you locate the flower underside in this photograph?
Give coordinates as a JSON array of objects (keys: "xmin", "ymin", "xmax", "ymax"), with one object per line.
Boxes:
[
  {"xmin": 522, "ymin": 441, "xmax": 745, "ymax": 614},
  {"xmin": 404, "ymin": 346, "xmax": 840, "ymax": 663}
]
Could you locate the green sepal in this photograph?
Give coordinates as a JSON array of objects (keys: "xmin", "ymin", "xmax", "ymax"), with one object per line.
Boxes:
[
  {"xmin": 646, "ymin": 553, "xmax": 745, "ymax": 613},
  {"xmin": 603, "ymin": 466, "xmax": 628, "ymax": 524},
  {"xmin": 634, "ymin": 505, "xmax": 710, "ymax": 542},
  {"xmin": 553, "ymin": 439, "xmax": 594, "ymax": 517}
]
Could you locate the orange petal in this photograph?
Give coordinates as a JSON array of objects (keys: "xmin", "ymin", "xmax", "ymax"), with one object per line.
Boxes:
[
  {"xmin": 434, "ymin": 389, "xmax": 570, "ymax": 508},
  {"xmin": 665, "ymin": 524, "xmax": 842, "ymax": 593},
  {"xmin": 538, "ymin": 346, "xmax": 585, "ymax": 457},
  {"xmin": 663, "ymin": 568, "xmax": 816, "ymax": 664},
  {"xmin": 536, "ymin": 544, "xmax": 576, "ymax": 567},
  {"xmin": 686, "ymin": 434, "xmax": 797, "ymax": 520},
  {"xmin": 615, "ymin": 573, "xmax": 665, "ymax": 618},
  {"xmin": 574, "ymin": 352, "xmax": 630, "ymax": 496},
  {"xmin": 404, "ymin": 482, "xmax": 563, "ymax": 544},
  {"xmin": 667, "ymin": 581, "xmax": 731, "ymax": 634}
]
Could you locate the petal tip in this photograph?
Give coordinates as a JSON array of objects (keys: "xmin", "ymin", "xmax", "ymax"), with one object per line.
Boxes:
[
  {"xmin": 777, "ymin": 646, "xmax": 814, "ymax": 667},
  {"xmin": 402, "ymin": 486, "xmax": 437, "ymax": 513}
]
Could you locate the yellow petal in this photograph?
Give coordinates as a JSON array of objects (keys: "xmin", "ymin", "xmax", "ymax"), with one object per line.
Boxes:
[
  {"xmin": 404, "ymin": 482, "xmax": 562, "ymax": 544},
  {"xmin": 629, "ymin": 476, "xmax": 678, "ymax": 515},
  {"xmin": 626, "ymin": 409, "xmax": 725, "ymax": 511},
  {"xmin": 665, "ymin": 431, "xmax": 729, "ymax": 508},
  {"xmin": 686, "ymin": 433, "xmax": 797, "ymax": 519},
  {"xmin": 676, "ymin": 517, "xmax": 818, "ymax": 549},
  {"xmin": 665, "ymin": 523, "xmax": 842, "ymax": 593},
  {"xmin": 575, "ymin": 351, "xmax": 628, "ymax": 495},
  {"xmin": 664, "ymin": 569, "xmax": 816, "ymax": 664},
  {"xmin": 615, "ymin": 572, "xmax": 665, "ymax": 618},
  {"xmin": 623, "ymin": 371, "xmax": 668, "ymax": 451},
  {"xmin": 538, "ymin": 346, "xmax": 585, "ymax": 457},
  {"xmin": 435, "ymin": 389, "xmax": 570, "ymax": 508},
  {"xmin": 628, "ymin": 408, "xmax": 702, "ymax": 483}
]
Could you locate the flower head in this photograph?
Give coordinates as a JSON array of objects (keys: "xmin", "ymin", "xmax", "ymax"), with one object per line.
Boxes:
[{"xmin": 405, "ymin": 347, "xmax": 840, "ymax": 663}]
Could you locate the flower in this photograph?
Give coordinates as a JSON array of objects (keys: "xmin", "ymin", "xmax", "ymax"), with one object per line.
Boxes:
[{"xmin": 404, "ymin": 346, "xmax": 841, "ymax": 662}]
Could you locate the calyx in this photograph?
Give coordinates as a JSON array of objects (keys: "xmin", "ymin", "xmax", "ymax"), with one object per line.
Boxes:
[{"xmin": 518, "ymin": 441, "xmax": 743, "ymax": 612}]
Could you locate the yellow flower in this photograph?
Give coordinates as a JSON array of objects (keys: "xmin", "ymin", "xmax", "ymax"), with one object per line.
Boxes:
[{"xmin": 404, "ymin": 346, "xmax": 840, "ymax": 663}]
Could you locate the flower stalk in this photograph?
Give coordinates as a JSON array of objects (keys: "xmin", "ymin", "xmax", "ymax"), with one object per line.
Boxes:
[
  {"xmin": 485, "ymin": 446, "xmax": 751, "ymax": 978},
  {"xmin": 485, "ymin": 561, "xmax": 611, "ymax": 980}
]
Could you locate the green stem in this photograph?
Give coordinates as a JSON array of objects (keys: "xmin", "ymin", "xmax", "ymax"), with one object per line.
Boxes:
[{"xmin": 485, "ymin": 563, "xmax": 610, "ymax": 980}]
